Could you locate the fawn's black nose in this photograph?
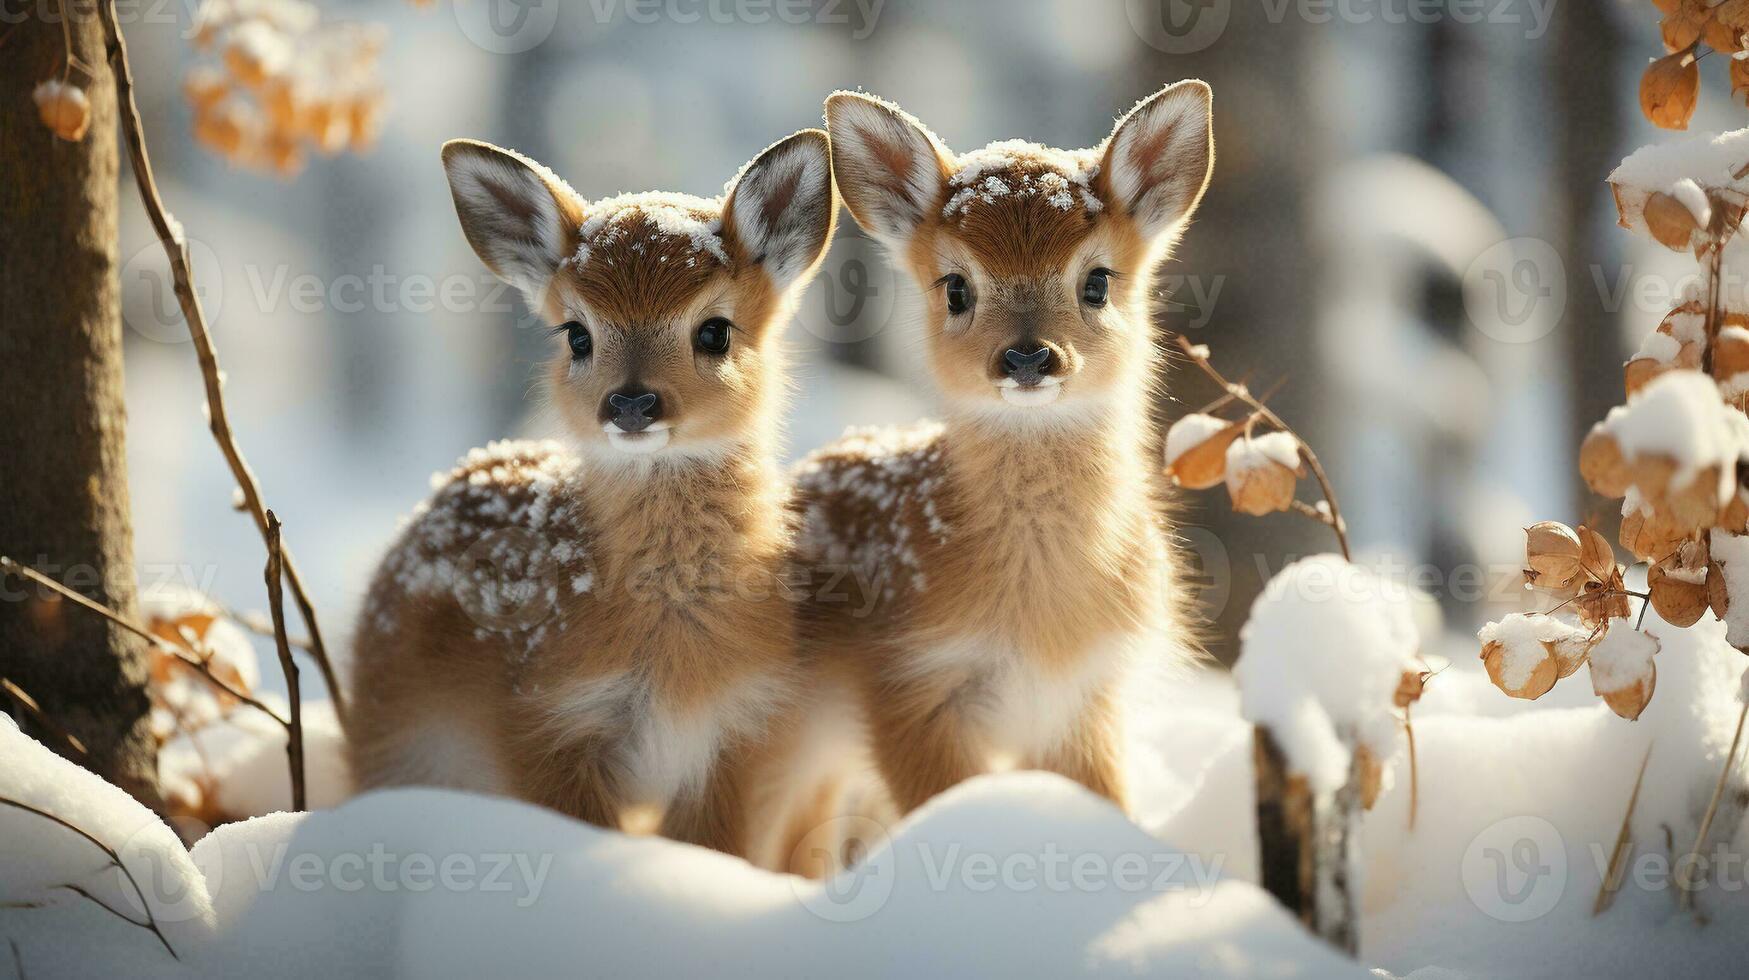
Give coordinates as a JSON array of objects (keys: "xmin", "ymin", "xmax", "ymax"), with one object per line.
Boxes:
[
  {"xmin": 604, "ymin": 389, "xmax": 661, "ymax": 432},
  {"xmin": 1002, "ymin": 346, "xmax": 1054, "ymax": 386}
]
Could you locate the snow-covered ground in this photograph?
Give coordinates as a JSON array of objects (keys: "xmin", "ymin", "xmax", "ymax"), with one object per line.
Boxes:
[{"xmin": 6, "ymin": 595, "xmax": 1749, "ymax": 978}]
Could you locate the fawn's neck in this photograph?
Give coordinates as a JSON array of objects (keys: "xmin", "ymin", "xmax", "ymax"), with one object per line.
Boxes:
[
  {"xmin": 943, "ymin": 377, "xmax": 1159, "ymax": 559},
  {"xmin": 577, "ymin": 443, "xmax": 788, "ymax": 590}
]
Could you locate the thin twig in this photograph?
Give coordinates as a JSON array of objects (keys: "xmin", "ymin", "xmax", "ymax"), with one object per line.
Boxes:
[
  {"xmin": 93, "ymin": 0, "xmax": 346, "ymax": 725},
  {"xmin": 0, "ymin": 798, "xmax": 176, "ymax": 959},
  {"xmin": 1404, "ymin": 706, "xmax": 1419, "ymax": 833},
  {"xmin": 1594, "ymin": 743, "xmax": 1653, "ymax": 917},
  {"xmin": 1173, "ymin": 334, "xmax": 1352, "ymax": 560},
  {"xmin": 264, "ymin": 512, "xmax": 305, "ymax": 812},
  {"xmin": 0, "ymin": 556, "xmax": 285, "ymax": 727},
  {"xmin": 1679, "ymin": 699, "xmax": 1749, "ymax": 913},
  {"xmin": 0, "ymin": 678, "xmax": 87, "ymax": 756}
]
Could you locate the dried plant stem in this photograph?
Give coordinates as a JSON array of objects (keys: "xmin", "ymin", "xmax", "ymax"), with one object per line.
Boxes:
[
  {"xmin": 0, "ymin": 556, "xmax": 307, "ymax": 809},
  {"xmin": 1403, "ymin": 707, "xmax": 1419, "ymax": 832},
  {"xmin": 1594, "ymin": 743, "xmax": 1653, "ymax": 917},
  {"xmin": 264, "ymin": 513, "xmax": 306, "ymax": 811},
  {"xmin": 0, "ymin": 678, "xmax": 87, "ymax": 756},
  {"xmin": 0, "ymin": 797, "xmax": 177, "ymax": 959},
  {"xmin": 1174, "ymin": 335, "xmax": 1352, "ymax": 560},
  {"xmin": 1678, "ymin": 699, "xmax": 1749, "ymax": 913},
  {"xmin": 92, "ymin": 0, "xmax": 346, "ymax": 725}
]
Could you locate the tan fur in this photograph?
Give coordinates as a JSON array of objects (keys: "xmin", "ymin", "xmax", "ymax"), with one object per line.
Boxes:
[
  {"xmin": 798, "ymin": 85, "xmax": 1215, "ymax": 816},
  {"xmin": 348, "ymin": 131, "xmax": 837, "ymax": 865}
]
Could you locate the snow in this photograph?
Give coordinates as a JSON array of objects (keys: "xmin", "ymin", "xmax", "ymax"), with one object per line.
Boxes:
[
  {"xmin": 1227, "ymin": 431, "xmax": 1301, "ymax": 474},
  {"xmin": 1610, "ymin": 128, "xmax": 1749, "ymax": 198},
  {"xmin": 1163, "ymin": 413, "xmax": 1228, "ymax": 466},
  {"xmin": 7, "ymin": 611, "xmax": 1749, "ymax": 978},
  {"xmin": 1673, "ymin": 177, "xmax": 1713, "ymax": 228},
  {"xmin": 1710, "ymin": 529, "xmax": 1749, "ymax": 648},
  {"xmin": 942, "ymin": 140, "xmax": 1103, "ymax": 219},
  {"xmin": 1233, "ymin": 555, "xmax": 1420, "ymax": 792},
  {"xmin": 1586, "ymin": 620, "xmax": 1659, "ymax": 694},
  {"xmin": 1599, "ymin": 370, "xmax": 1749, "ymax": 498},
  {"xmin": 571, "ymin": 190, "xmax": 728, "ymax": 270},
  {"xmin": 1609, "ymin": 128, "xmax": 1749, "ymax": 244}
]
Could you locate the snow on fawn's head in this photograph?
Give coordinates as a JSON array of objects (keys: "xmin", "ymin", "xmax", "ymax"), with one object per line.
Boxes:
[
  {"xmin": 825, "ymin": 82, "xmax": 1213, "ymax": 421},
  {"xmin": 441, "ymin": 132, "xmax": 837, "ymax": 462}
]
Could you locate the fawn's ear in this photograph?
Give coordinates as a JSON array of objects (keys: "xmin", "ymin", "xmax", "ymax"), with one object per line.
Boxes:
[
  {"xmin": 824, "ymin": 91, "xmax": 951, "ymax": 247},
  {"xmin": 722, "ymin": 129, "xmax": 838, "ymax": 293},
  {"xmin": 441, "ymin": 139, "xmax": 583, "ymax": 311},
  {"xmin": 1098, "ymin": 81, "xmax": 1214, "ymax": 243}
]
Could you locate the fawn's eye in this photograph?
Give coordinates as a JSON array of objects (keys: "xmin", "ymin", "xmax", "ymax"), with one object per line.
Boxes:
[
  {"xmin": 695, "ymin": 317, "xmax": 732, "ymax": 355},
  {"xmin": 563, "ymin": 320, "xmax": 592, "ymax": 360},
  {"xmin": 941, "ymin": 274, "xmax": 971, "ymax": 316},
  {"xmin": 1082, "ymin": 268, "xmax": 1112, "ymax": 308}
]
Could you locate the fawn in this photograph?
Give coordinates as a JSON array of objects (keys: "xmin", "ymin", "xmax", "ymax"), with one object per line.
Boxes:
[
  {"xmin": 346, "ymin": 130, "xmax": 837, "ymax": 864},
  {"xmin": 794, "ymin": 83, "xmax": 1213, "ymax": 816}
]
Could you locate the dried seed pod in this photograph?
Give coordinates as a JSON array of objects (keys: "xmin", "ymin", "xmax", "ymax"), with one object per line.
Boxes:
[
  {"xmin": 1393, "ymin": 669, "xmax": 1427, "ymax": 709},
  {"xmin": 1482, "ymin": 638, "xmax": 1559, "ymax": 700},
  {"xmin": 1663, "ymin": 0, "xmax": 1711, "ymax": 50},
  {"xmin": 1577, "ymin": 524, "xmax": 1618, "ymax": 584},
  {"xmin": 1525, "ymin": 521, "xmax": 1585, "ymax": 591},
  {"xmin": 1641, "ymin": 51, "xmax": 1700, "ymax": 130},
  {"xmin": 1587, "ymin": 622, "xmax": 1659, "ymax": 721},
  {"xmin": 32, "ymin": 80, "xmax": 90, "ymax": 142},
  {"xmin": 1165, "ymin": 414, "xmax": 1247, "ymax": 490},
  {"xmin": 1580, "ymin": 427, "xmax": 1631, "ymax": 498},
  {"xmin": 1649, "ymin": 550, "xmax": 1710, "ymax": 628},
  {"xmin": 1224, "ymin": 432, "xmax": 1303, "ymax": 516},
  {"xmin": 1643, "ymin": 190, "xmax": 1702, "ymax": 250}
]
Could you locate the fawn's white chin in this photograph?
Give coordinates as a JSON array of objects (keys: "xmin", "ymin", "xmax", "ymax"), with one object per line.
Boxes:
[
  {"xmin": 605, "ymin": 426, "xmax": 672, "ymax": 455},
  {"xmin": 998, "ymin": 382, "xmax": 1062, "ymax": 407}
]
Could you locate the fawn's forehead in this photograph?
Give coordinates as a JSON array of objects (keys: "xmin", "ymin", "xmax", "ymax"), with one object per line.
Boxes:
[
  {"xmin": 562, "ymin": 192, "xmax": 730, "ymax": 325},
  {"xmin": 932, "ymin": 140, "xmax": 1106, "ymax": 277}
]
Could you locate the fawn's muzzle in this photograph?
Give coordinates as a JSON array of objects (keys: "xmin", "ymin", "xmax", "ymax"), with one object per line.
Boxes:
[{"xmin": 604, "ymin": 389, "xmax": 662, "ymax": 432}]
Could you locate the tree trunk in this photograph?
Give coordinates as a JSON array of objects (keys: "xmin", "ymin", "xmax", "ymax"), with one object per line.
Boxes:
[
  {"xmin": 1253, "ymin": 726, "xmax": 1360, "ymax": 955},
  {"xmin": 0, "ymin": 3, "xmax": 159, "ymax": 808}
]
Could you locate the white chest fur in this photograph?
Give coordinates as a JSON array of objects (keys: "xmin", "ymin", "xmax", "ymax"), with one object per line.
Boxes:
[
  {"xmin": 900, "ymin": 632, "xmax": 1136, "ymax": 760},
  {"xmin": 538, "ymin": 670, "xmax": 787, "ymax": 807}
]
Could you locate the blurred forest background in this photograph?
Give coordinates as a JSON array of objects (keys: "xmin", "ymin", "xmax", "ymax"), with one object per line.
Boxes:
[{"xmin": 97, "ymin": 0, "xmax": 1698, "ymax": 693}]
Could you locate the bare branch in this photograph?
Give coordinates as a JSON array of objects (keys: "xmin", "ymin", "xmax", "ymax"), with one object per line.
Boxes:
[
  {"xmin": 264, "ymin": 512, "xmax": 306, "ymax": 812},
  {"xmin": 0, "ymin": 556, "xmax": 286, "ymax": 729},
  {"xmin": 92, "ymin": 0, "xmax": 346, "ymax": 725},
  {"xmin": 1, "ymin": 678, "xmax": 87, "ymax": 756},
  {"xmin": 1680, "ymin": 700, "xmax": 1748, "ymax": 914},
  {"xmin": 1595, "ymin": 743, "xmax": 1653, "ymax": 917},
  {"xmin": 0, "ymin": 798, "xmax": 176, "ymax": 959},
  {"xmin": 1172, "ymin": 335, "xmax": 1352, "ymax": 560}
]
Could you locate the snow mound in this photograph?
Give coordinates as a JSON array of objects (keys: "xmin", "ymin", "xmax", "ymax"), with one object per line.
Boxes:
[{"xmin": 1234, "ymin": 555, "xmax": 1421, "ymax": 791}]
